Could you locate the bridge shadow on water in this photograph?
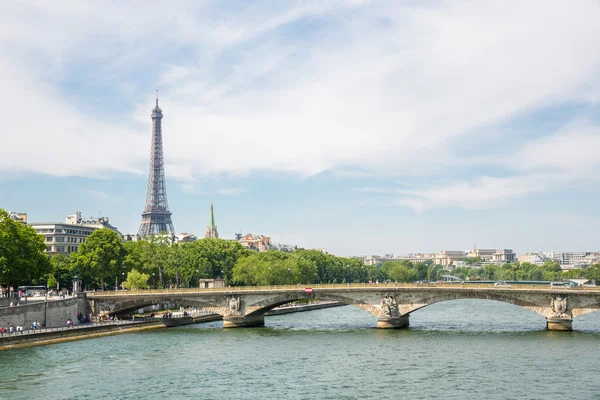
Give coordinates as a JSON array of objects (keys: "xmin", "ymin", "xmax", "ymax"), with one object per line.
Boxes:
[{"xmin": 173, "ymin": 299, "xmax": 600, "ymax": 335}]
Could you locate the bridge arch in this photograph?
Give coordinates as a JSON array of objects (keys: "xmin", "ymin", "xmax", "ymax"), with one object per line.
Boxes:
[
  {"xmin": 399, "ymin": 291, "xmax": 551, "ymax": 318},
  {"xmin": 245, "ymin": 292, "xmax": 378, "ymax": 317},
  {"xmin": 95, "ymin": 296, "xmax": 230, "ymax": 317},
  {"xmin": 571, "ymin": 302, "xmax": 600, "ymax": 318}
]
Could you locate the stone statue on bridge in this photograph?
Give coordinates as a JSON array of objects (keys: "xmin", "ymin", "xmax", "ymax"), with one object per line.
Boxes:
[
  {"xmin": 380, "ymin": 294, "xmax": 400, "ymax": 319},
  {"xmin": 228, "ymin": 296, "xmax": 241, "ymax": 315},
  {"xmin": 550, "ymin": 295, "xmax": 571, "ymax": 319}
]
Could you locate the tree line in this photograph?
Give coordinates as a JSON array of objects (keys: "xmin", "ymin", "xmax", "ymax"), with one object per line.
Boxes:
[
  {"xmin": 2, "ymin": 207, "xmax": 598, "ymax": 293},
  {"xmin": 451, "ymin": 260, "xmax": 600, "ymax": 282}
]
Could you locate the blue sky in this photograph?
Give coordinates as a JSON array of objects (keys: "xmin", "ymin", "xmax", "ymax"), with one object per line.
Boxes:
[{"xmin": 1, "ymin": 1, "xmax": 600, "ymax": 256}]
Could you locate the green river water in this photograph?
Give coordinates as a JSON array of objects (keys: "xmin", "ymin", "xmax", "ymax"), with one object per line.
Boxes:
[{"xmin": 1, "ymin": 300, "xmax": 599, "ymax": 400}]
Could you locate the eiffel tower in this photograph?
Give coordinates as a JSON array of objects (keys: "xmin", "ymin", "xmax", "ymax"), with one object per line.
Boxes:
[{"xmin": 138, "ymin": 93, "xmax": 175, "ymax": 237}]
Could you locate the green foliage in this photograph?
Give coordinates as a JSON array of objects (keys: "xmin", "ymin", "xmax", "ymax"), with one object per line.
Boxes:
[
  {"xmin": 0, "ymin": 209, "xmax": 51, "ymax": 293},
  {"xmin": 49, "ymin": 254, "xmax": 73, "ymax": 290},
  {"xmin": 233, "ymin": 250, "xmax": 368, "ymax": 285},
  {"xmin": 6, "ymin": 210, "xmax": 597, "ymax": 291},
  {"xmin": 586, "ymin": 264, "xmax": 600, "ymax": 283},
  {"xmin": 387, "ymin": 262, "xmax": 418, "ymax": 283},
  {"xmin": 123, "ymin": 269, "xmax": 150, "ymax": 290},
  {"xmin": 72, "ymin": 229, "xmax": 125, "ymax": 288},
  {"xmin": 451, "ymin": 260, "xmax": 582, "ymax": 282}
]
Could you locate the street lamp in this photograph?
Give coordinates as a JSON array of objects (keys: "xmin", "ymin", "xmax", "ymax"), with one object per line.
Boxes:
[
  {"xmin": 152, "ymin": 273, "xmax": 156, "ymax": 289},
  {"xmin": 288, "ymin": 268, "xmax": 291, "ymax": 284},
  {"xmin": 347, "ymin": 264, "xmax": 350, "ymax": 285},
  {"xmin": 267, "ymin": 267, "xmax": 271, "ymax": 285},
  {"xmin": 43, "ymin": 281, "xmax": 48, "ymax": 328},
  {"xmin": 196, "ymin": 269, "xmax": 199, "ymax": 288},
  {"xmin": 121, "ymin": 272, "xmax": 125, "ymax": 290},
  {"xmin": 55, "ymin": 257, "xmax": 61, "ymax": 291}
]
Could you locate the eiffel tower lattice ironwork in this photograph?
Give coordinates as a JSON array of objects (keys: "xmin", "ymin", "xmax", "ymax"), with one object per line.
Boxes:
[{"xmin": 138, "ymin": 93, "xmax": 175, "ymax": 237}]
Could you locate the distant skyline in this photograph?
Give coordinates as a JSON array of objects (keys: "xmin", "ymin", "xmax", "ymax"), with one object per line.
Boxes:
[{"xmin": 1, "ymin": 1, "xmax": 600, "ymax": 256}]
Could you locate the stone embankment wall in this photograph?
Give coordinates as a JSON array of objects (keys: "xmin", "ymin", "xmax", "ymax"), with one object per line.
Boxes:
[
  {"xmin": 0, "ymin": 298, "xmax": 14, "ymax": 308},
  {"xmin": 0, "ymin": 296, "xmax": 87, "ymax": 329}
]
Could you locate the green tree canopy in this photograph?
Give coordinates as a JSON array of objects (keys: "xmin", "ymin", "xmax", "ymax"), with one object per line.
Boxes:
[
  {"xmin": 123, "ymin": 269, "xmax": 150, "ymax": 290},
  {"xmin": 73, "ymin": 229, "xmax": 125, "ymax": 289},
  {"xmin": 0, "ymin": 209, "xmax": 51, "ymax": 293}
]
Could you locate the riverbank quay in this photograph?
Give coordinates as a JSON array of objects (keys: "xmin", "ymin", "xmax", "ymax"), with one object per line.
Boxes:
[
  {"xmin": 0, "ymin": 320, "xmax": 164, "ymax": 351},
  {"xmin": 0, "ymin": 302, "xmax": 345, "ymax": 350}
]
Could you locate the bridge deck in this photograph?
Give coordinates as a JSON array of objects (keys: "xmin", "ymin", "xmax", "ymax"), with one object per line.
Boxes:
[{"xmin": 85, "ymin": 283, "xmax": 600, "ymax": 297}]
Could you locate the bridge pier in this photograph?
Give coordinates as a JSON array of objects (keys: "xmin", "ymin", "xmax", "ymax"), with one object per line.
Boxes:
[
  {"xmin": 377, "ymin": 315, "xmax": 409, "ymax": 329},
  {"xmin": 223, "ymin": 314, "xmax": 265, "ymax": 328},
  {"xmin": 546, "ymin": 318, "xmax": 572, "ymax": 331}
]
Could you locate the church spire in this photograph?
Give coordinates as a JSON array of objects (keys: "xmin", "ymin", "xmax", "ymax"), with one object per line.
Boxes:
[
  {"xmin": 205, "ymin": 202, "xmax": 219, "ymax": 239},
  {"xmin": 209, "ymin": 202, "xmax": 215, "ymax": 228}
]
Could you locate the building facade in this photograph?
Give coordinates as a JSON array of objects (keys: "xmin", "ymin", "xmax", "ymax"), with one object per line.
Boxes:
[
  {"xmin": 434, "ymin": 251, "xmax": 468, "ymax": 267},
  {"xmin": 175, "ymin": 233, "xmax": 197, "ymax": 243},
  {"xmin": 363, "ymin": 253, "xmax": 436, "ymax": 266},
  {"xmin": 467, "ymin": 248, "xmax": 516, "ymax": 264},
  {"xmin": 238, "ymin": 234, "xmax": 272, "ymax": 252},
  {"xmin": 7, "ymin": 211, "xmax": 27, "ymax": 224},
  {"xmin": 30, "ymin": 212, "xmax": 122, "ymax": 256},
  {"xmin": 66, "ymin": 211, "xmax": 121, "ymax": 238},
  {"xmin": 518, "ymin": 253, "xmax": 549, "ymax": 266},
  {"xmin": 30, "ymin": 222, "xmax": 96, "ymax": 256}
]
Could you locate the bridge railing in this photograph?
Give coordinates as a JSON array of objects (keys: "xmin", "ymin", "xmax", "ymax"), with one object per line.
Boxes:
[{"xmin": 84, "ymin": 282, "xmax": 600, "ymax": 297}]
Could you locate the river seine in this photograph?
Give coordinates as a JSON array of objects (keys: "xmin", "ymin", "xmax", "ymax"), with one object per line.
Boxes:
[{"xmin": 1, "ymin": 300, "xmax": 599, "ymax": 399}]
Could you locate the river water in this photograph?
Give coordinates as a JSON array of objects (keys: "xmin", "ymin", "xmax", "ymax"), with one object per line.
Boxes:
[{"xmin": 1, "ymin": 300, "xmax": 599, "ymax": 400}]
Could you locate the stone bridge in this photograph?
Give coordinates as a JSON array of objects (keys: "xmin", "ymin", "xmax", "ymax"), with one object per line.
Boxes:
[{"xmin": 86, "ymin": 284, "xmax": 600, "ymax": 331}]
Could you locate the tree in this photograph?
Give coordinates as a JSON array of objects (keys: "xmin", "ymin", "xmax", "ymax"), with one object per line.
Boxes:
[
  {"xmin": 288, "ymin": 255, "xmax": 318, "ymax": 284},
  {"xmin": 586, "ymin": 264, "xmax": 600, "ymax": 284},
  {"xmin": 141, "ymin": 235, "xmax": 173, "ymax": 287},
  {"xmin": 48, "ymin": 254, "xmax": 72, "ymax": 290},
  {"xmin": 123, "ymin": 269, "xmax": 150, "ymax": 290},
  {"xmin": 73, "ymin": 229, "xmax": 125, "ymax": 289},
  {"xmin": 388, "ymin": 262, "xmax": 418, "ymax": 283},
  {"xmin": 542, "ymin": 260, "xmax": 562, "ymax": 272},
  {"xmin": 123, "ymin": 241, "xmax": 146, "ymax": 272},
  {"xmin": 0, "ymin": 209, "xmax": 51, "ymax": 295},
  {"xmin": 232, "ymin": 253, "xmax": 266, "ymax": 285},
  {"xmin": 178, "ymin": 239, "xmax": 248, "ymax": 285}
]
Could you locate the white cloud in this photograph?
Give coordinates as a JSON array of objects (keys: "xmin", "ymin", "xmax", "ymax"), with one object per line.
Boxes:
[
  {"xmin": 83, "ymin": 190, "xmax": 116, "ymax": 201},
  {"xmin": 216, "ymin": 188, "xmax": 246, "ymax": 196},
  {"xmin": 512, "ymin": 124, "xmax": 600, "ymax": 173},
  {"xmin": 395, "ymin": 174, "xmax": 552, "ymax": 213},
  {"xmin": 1, "ymin": 0, "xmax": 600, "ymax": 190}
]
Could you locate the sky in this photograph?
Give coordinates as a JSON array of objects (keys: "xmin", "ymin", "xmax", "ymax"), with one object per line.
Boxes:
[{"xmin": 1, "ymin": 0, "xmax": 600, "ymax": 256}]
